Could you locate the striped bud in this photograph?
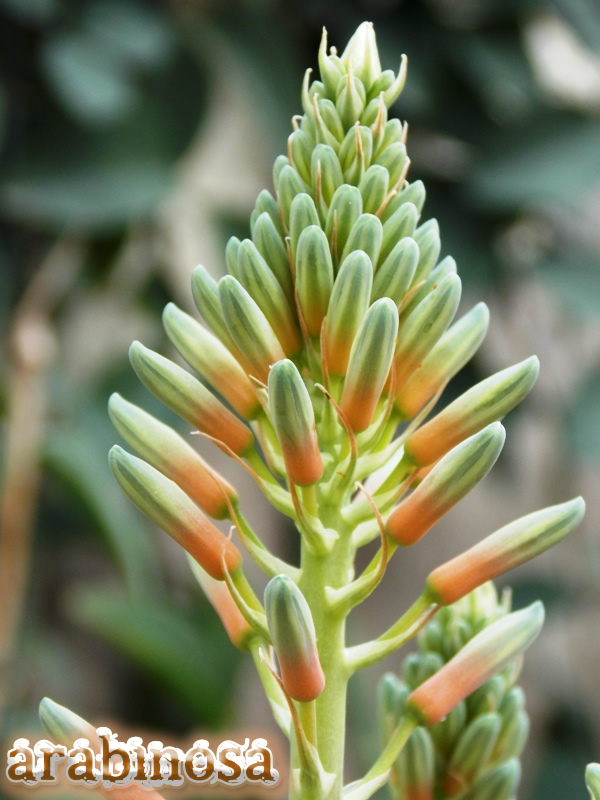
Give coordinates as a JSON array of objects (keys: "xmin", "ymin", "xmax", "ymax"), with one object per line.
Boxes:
[
  {"xmin": 358, "ymin": 164, "xmax": 389, "ymax": 214},
  {"xmin": 189, "ymin": 559, "xmax": 253, "ymax": 649},
  {"xmin": 378, "ymin": 672, "xmax": 408, "ymax": 742},
  {"xmin": 586, "ymin": 764, "xmax": 600, "ymax": 800},
  {"xmin": 325, "ymin": 185, "xmax": 363, "ymax": 265},
  {"xmin": 341, "ymin": 126, "xmax": 373, "ymax": 184},
  {"xmin": 295, "ymin": 225, "xmax": 334, "ymax": 336},
  {"xmin": 468, "ymin": 759, "xmax": 521, "ymax": 800},
  {"xmin": 109, "ymin": 446, "xmax": 242, "ymax": 579},
  {"xmin": 443, "ymin": 713, "xmax": 501, "ymax": 795},
  {"xmin": 129, "ymin": 341, "xmax": 253, "ymax": 455},
  {"xmin": 336, "ymin": 71, "xmax": 366, "ymax": 128},
  {"xmin": 379, "ymin": 201, "xmax": 419, "ymax": 264},
  {"xmin": 383, "ymin": 55, "xmax": 408, "ymax": 107},
  {"xmin": 395, "ymin": 302, "xmax": 490, "ymax": 419},
  {"xmin": 340, "ymin": 22, "xmax": 382, "ymax": 89},
  {"xmin": 374, "ymin": 119, "xmax": 403, "ymax": 159},
  {"xmin": 237, "ymin": 240, "xmax": 300, "ymax": 356},
  {"xmin": 40, "ymin": 698, "xmax": 97, "ymax": 744},
  {"xmin": 268, "ymin": 360, "xmax": 323, "ymax": 486},
  {"xmin": 372, "ymin": 237, "xmax": 419, "ymax": 304},
  {"xmin": 375, "ymin": 141, "xmax": 408, "ymax": 188},
  {"xmin": 401, "ymin": 256, "xmax": 457, "ymax": 323},
  {"xmin": 273, "ymin": 156, "xmax": 290, "ymax": 192},
  {"xmin": 405, "ymin": 356, "xmax": 540, "ymax": 466},
  {"xmin": 393, "ymin": 273, "xmax": 462, "ymax": 393},
  {"xmin": 109, "ymin": 393, "xmax": 236, "ymax": 520},
  {"xmin": 225, "ymin": 236, "xmax": 240, "ymax": 277},
  {"xmin": 399, "ymin": 727, "xmax": 435, "ymax": 800},
  {"xmin": 382, "ymin": 180, "xmax": 426, "ymax": 221},
  {"xmin": 311, "ymin": 144, "xmax": 344, "ymax": 209},
  {"xmin": 412, "ymin": 220, "xmax": 441, "ymax": 284},
  {"xmin": 369, "ymin": 69, "xmax": 395, "ymax": 101},
  {"xmin": 340, "ymin": 212, "xmax": 383, "ymax": 267},
  {"xmin": 219, "ymin": 275, "xmax": 286, "ymax": 383},
  {"xmin": 163, "ymin": 303, "xmax": 260, "ymax": 419},
  {"xmin": 315, "ymin": 97, "xmax": 344, "ymax": 144},
  {"xmin": 289, "ymin": 193, "xmax": 321, "ymax": 259},
  {"xmin": 252, "ymin": 189, "xmax": 283, "ymax": 236},
  {"xmin": 252, "ymin": 211, "xmax": 295, "ymax": 306},
  {"xmin": 340, "ymin": 297, "xmax": 399, "ymax": 432},
  {"xmin": 264, "ymin": 575, "xmax": 325, "ymax": 703},
  {"xmin": 387, "ymin": 423, "xmax": 505, "ymax": 546},
  {"xmin": 427, "ymin": 497, "xmax": 585, "ymax": 605},
  {"xmin": 407, "ymin": 602, "xmax": 544, "ymax": 726},
  {"xmin": 318, "ymin": 27, "xmax": 345, "ymax": 97},
  {"xmin": 324, "ymin": 250, "xmax": 373, "ymax": 376},
  {"xmin": 492, "ymin": 688, "xmax": 529, "ymax": 762},
  {"xmin": 288, "ymin": 129, "xmax": 313, "ymax": 184},
  {"xmin": 277, "ymin": 165, "xmax": 307, "ymax": 226}
]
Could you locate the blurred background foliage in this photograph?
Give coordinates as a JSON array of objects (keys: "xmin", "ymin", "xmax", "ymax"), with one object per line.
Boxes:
[{"xmin": 1, "ymin": 0, "xmax": 600, "ymax": 798}]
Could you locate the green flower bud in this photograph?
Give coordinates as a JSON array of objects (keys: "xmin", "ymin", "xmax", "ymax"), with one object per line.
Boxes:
[
  {"xmin": 325, "ymin": 184, "xmax": 363, "ymax": 266},
  {"xmin": 401, "ymin": 255, "xmax": 457, "ymax": 322},
  {"xmin": 264, "ymin": 574, "xmax": 325, "ymax": 703},
  {"xmin": 372, "ymin": 237, "xmax": 419, "ymax": 304},
  {"xmin": 393, "ymin": 272, "xmax": 462, "ymax": 392},
  {"xmin": 360, "ymin": 94, "xmax": 386, "ymax": 127},
  {"xmin": 109, "ymin": 393, "xmax": 237, "ymax": 520},
  {"xmin": 163, "ymin": 302, "xmax": 260, "ymax": 419},
  {"xmin": 311, "ymin": 143, "xmax": 344, "ymax": 210},
  {"xmin": 289, "ymin": 193, "xmax": 321, "ymax": 260},
  {"xmin": 358, "ymin": 164, "xmax": 389, "ymax": 215},
  {"xmin": 335, "ymin": 71, "xmax": 366, "ymax": 128},
  {"xmin": 340, "ymin": 212, "xmax": 383, "ymax": 266},
  {"xmin": 586, "ymin": 764, "xmax": 600, "ymax": 800},
  {"xmin": 237, "ymin": 239, "xmax": 301, "ymax": 356},
  {"xmin": 315, "ymin": 97, "xmax": 345, "ymax": 144},
  {"xmin": 268, "ymin": 359, "xmax": 323, "ymax": 486},
  {"xmin": 378, "ymin": 672, "xmax": 408, "ymax": 742},
  {"xmin": 382, "ymin": 179, "xmax": 426, "ymax": 221},
  {"xmin": 252, "ymin": 211, "xmax": 295, "ymax": 307},
  {"xmin": 405, "ymin": 356, "xmax": 540, "ymax": 466},
  {"xmin": 444, "ymin": 713, "xmax": 501, "ymax": 795},
  {"xmin": 109, "ymin": 446, "xmax": 242, "ymax": 580},
  {"xmin": 412, "ymin": 219, "xmax": 441, "ymax": 284},
  {"xmin": 340, "ymin": 297, "xmax": 399, "ymax": 432},
  {"xmin": 375, "ymin": 141, "xmax": 408, "ymax": 187},
  {"xmin": 318, "ymin": 27, "xmax": 345, "ymax": 98},
  {"xmin": 288, "ymin": 129, "xmax": 313, "ymax": 185},
  {"xmin": 339, "ymin": 22, "xmax": 382, "ymax": 90},
  {"xmin": 492, "ymin": 689, "xmax": 529, "ymax": 762},
  {"xmin": 340, "ymin": 125, "xmax": 373, "ymax": 183},
  {"xmin": 395, "ymin": 302, "xmax": 490, "ymax": 419},
  {"xmin": 431, "ymin": 702, "xmax": 467, "ymax": 756},
  {"xmin": 382, "ymin": 55, "xmax": 408, "ymax": 108},
  {"xmin": 387, "ymin": 423, "xmax": 506, "ymax": 546},
  {"xmin": 416, "ymin": 652, "xmax": 445, "ymax": 685},
  {"xmin": 219, "ymin": 275, "xmax": 286, "ymax": 384},
  {"xmin": 39, "ymin": 698, "xmax": 97, "ymax": 745},
  {"xmin": 407, "ymin": 603, "xmax": 544, "ymax": 726},
  {"xmin": 273, "ymin": 156, "xmax": 290, "ymax": 192},
  {"xmin": 324, "ymin": 250, "xmax": 373, "ymax": 376},
  {"xmin": 379, "ymin": 200, "xmax": 419, "ymax": 264},
  {"xmin": 400, "ymin": 727, "xmax": 435, "ymax": 799},
  {"xmin": 427, "ymin": 497, "xmax": 586, "ymax": 606},
  {"xmin": 468, "ymin": 759, "xmax": 521, "ymax": 800},
  {"xmin": 225, "ymin": 236, "xmax": 241, "ymax": 277},
  {"xmin": 277, "ymin": 164, "xmax": 308, "ymax": 226},
  {"xmin": 252, "ymin": 188, "xmax": 284, "ymax": 237},
  {"xmin": 129, "ymin": 341, "xmax": 254, "ymax": 456},
  {"xmin": 295, "ymin": 224, "xmax": 334, "ymax": 336},
  {"xmin": 373, "ymin": 118, "xmax": 404, "ymax": 160}
]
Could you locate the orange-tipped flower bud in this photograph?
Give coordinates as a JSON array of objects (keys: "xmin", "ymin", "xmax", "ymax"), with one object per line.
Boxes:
[
  {"xmin": 427, "ymin": 497, "xmax": 586, "ymax": 605},
  {"xmin": 162, "ymin": 303, "xmax": 260, "ymax": 419},
  {"xmin": 387, "ymin": 423, "xmax": 505, "ymax": 546},
  {"xmin": 405, "ymin": 356, "xmax": 539, "ymax": 467},
  {"xmin": 129, "ymin": 341, "xmax": 253, "ymax": 456},
  {"xmin": 268, "ymin": 359, "xmax": 323, "ymax": 486},
  {"xmin": 264, "ymin": 575, "xmax": 325, "ymax": 703},
  {"xmin": 407, "ymin": 602, "xmax": 545, "ymax": 726},
  {"xmin": 109, "ymin": 446, "xmax": 241, "ymax": 580},
  {"xmin": 340, "ymin": 297, "xmax": 399, "ymax": 432},
  {"xmin": 189, "ymin": 559, "xmax": 253, "ymax": 650},
  {"xmin": 109, "ymin": 393, "xmax": 236, "ymax": 520}
]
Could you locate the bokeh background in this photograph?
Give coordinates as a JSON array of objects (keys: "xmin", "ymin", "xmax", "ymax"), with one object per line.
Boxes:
[{"xmin": 1, "ymin": 0, "xmax": 600, "ymax": 798}]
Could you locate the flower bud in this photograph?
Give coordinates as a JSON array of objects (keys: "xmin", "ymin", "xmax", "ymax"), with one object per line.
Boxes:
[
  {"xmin": 129, "ymin": 341, "xmax": 253, "ymax": 455},
  {"xmin": 109, "ymin": 446, "xmax": 242, "ymax": 579},
  {"xmin": 318, "ymin": 27, "xmax": 345, "ymax": 97},
  {"xmin": 373, "ymin": 119, "xmax": 403, "ymax": 159},
  {"xmin": 387, "ymin": 423, "xmax": 505, "ymax": 546},
  {"xmin": 311, "ymin": 144, "xmax": 344, "ymax": 208},
  {"xmin": 252, "ymin": 211, "xmax": 295, "ymax": 306},
  {"xmin": 189, "ymin": 559, "xmax": 253, "ymax": 649},
  {"xmin": 277, "ymin": 165, "xmax": 308, "ymax": 226},
  {"xmin": 492, "ymin": 688, "xmax": 529, "ymax": 762},
  {"xmin": 586, "ymin": 764, "xmax": 600, "ymax": 800},
  {"xmin": 273, "ymin": 156, "xmax": 290, "ymax": 192},
  {"xmin": 378, "ymin": 672, "xmax": 408, "ymax": 741},
  {"xmin": 252, "ymin": 188, "xmax": 284, "ymax": 236},
  {"xmin": 379, "ymin": 202, "xmax": 420, "ymax": 266},
  {"xmin": 468, "ymin": 759, "xmax": 520, "ymax": 800},
  {"xmin": 400, "ymin": 727, "xmax": 435, "ymax": 800},
  {"xmin": 295, "ymin": 225, "xmax": 334, "ymax": 336},
  {"xmin": 412, "ymin": 220, "xmax": 441, "ymax": 284},
  {"xmin": 358, "ymin": 164, "xmax": 389, "ymax": 215},
  {"xmin": 405, "ymin": 356, "xmax": 540, "ymax": 466},
  {"xmin": 427, "ymin": 497, "xmax": 585, "ymax": 605},
  {"xmin": 163, "ymin": 303, "xmax": 260, "ymax": 419},
  {"xmin": 219, "ymin": 275, "xmax": 286, "ymax": 383},
  {"xmin": 369, "ymin": 70, "xmax": 396, "ymax": 101},
  {"xmin": 382, "ymin": 180, "xmax": 426, "ymax": 221},
  {"xmin": 289, "ymin": 193, "xmax": 321, "ymax": 259},
  {"xmin": 268, "ymin": 360, "xmax": 323, "ymax": 486},
  {"xmin": 339, "ymin": 22, "xmax": 382, "ymax": 90},
  {"xmin": 264, "ymin": 575, "xmax": 325, "ymax": 703},
  {"xmin": 340, "ymin": 125, "xmax": 373, "ymax": 184},
  {"xmin": 39, "ymin": 698, "xmax": 97, "ymax": 744},
  {"xmin": 109, "ymin": 393, "xmax": 236, "ymax": 520},
  {"xmin": 393, "ymin": 273, "xmax": 462, "ymax": 393},
  {"xmin": 372, "ymin": 237, "xmax": 419, "ymax": 304},
  {"xmin": 225, "ymin": 236, "xmax": 241, "ymax": 277},
  {"xmin": 407, "ymin": 602, "xmax": 545, "ymax": 726},
  {"xmin": 443, "ymin": 713, "xmax": 501, "ymax": 795},
  {"xmin": 237, "ymin": 240, "xmax": 301, "ymax": 356},
  {"xmin": 340, "ymin": 297, "xmax": 399, "ymax": 432},
  {"xmin": 336, "ymin": 71, "xmax": 366, "ymax": 128},
  {"xmin": 395, "ymin": 302, "xmax": 490, "ymax": 419},
  {"xmin": 340, "ymin": 212, "xmax": 383, "ymax": 267},
  {"xmin": 382, "ymin": 55, "xmax": 408, "ymax": 107},
  {"xmin": 375, "ymin": 141, "xmax": 408, "ymax": 188},
  {"xmin": 288, "ymin": 129, "xmax": 313, "ymax": 184},
  {"xmin": 325, "ymin": 185, "xmax": 363, "ymax": 265},
  {"xmin": 401, "ymin": 256, "xmax": 457, "ymax": 323},
  {"xmin": 324, "ymin": 250, "xmax": 373, "ymax": 376},
  {"xmin": 315, "ymin": 97, "xmax": 344, "ymax": 145}
]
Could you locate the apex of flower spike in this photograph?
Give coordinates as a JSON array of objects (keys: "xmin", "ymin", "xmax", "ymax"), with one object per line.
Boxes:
[{"xmin": 339, "ymin": 22, "xmax": 382, "ymax": 90}]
